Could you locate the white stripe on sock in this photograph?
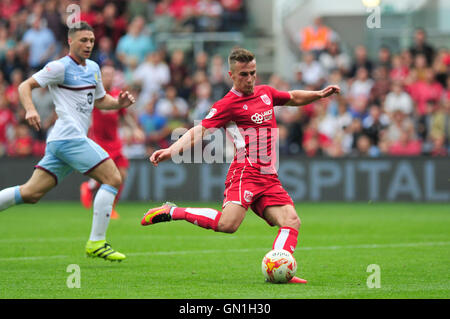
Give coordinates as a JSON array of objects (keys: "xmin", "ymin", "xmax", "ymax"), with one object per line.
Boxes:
[
  {"xmin": 185, "ymin": 208, "xmax": 218, "ymax": 220},
  {"xmin": 273, "ymin": 228, "xmax": 290, "ymax": 251}
]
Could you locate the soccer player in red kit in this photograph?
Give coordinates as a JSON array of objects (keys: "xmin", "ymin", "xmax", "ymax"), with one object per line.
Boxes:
[
  {"xmin": 80, "ymin": 65, "xmax": 135, "ymax": 219},
  {"xmin": 142, "ymin": 48, "xmax": 340, "ymax": 283}
]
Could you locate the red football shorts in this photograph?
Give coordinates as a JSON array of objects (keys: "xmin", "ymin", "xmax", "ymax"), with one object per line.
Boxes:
[
  {"xmin": 111, "ymin": 153, "xmax": 129, "ymax": 169},
  {"xmin": 223, "ymin": 164, "xmax": 294, "ymax": 226},
  {"xmin": 96, "ymin": 140, "xmax": 129, "ymax": 170}
]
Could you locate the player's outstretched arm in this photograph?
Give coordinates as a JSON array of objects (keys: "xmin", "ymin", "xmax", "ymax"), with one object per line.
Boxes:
[
  {"xmin": 149, "ymin": 124, "xmax": 206, "ymax": 167},
  {"xmin": 285, "ymin": 85, "xmax": 340, "ymax": 106},
  {"xmin": 95, "ymin": 90, "xmax": 136, "ymax": 110},
  {"xmin": 18, "ymin": 77, "xmax": 42, "ymax": 131}
]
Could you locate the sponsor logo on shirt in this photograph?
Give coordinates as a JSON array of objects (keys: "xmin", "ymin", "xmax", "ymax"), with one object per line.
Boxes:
[{"xmin": 251, "ymin": 109, "xmax": 273, "ymax": 124}]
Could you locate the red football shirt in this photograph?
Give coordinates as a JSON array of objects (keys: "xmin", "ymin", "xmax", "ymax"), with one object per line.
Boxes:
[
  {"xmin": 89, "ymin": 88, "xmax": 125, "ymax": 156},
  {"xmin": 201, "ymin": 85, "xmax": 291, "ymax": 174}
]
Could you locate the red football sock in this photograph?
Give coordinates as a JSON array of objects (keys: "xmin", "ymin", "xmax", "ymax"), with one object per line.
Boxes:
[
  {"xmin": 172, "ymin": 207, "xmax": 222, "ymax": 231},
  {"xmin": 272, "ymin": 227, "xmax": 299, "ymax": 254}
]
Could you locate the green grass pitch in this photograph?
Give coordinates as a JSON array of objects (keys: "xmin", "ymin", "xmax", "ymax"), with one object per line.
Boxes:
[{"xmin": 0, "ymin": 201, "xmax": 448, "ymax": 299}]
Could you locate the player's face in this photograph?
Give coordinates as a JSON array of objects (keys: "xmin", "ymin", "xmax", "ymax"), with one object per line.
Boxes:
[
  {"xmin": 69, "ymin": 30, "xmax": 95, "ymax": 61},
  {"xmin": 229, "ymin": 60, "xmax": 257, "ymax": 95}
]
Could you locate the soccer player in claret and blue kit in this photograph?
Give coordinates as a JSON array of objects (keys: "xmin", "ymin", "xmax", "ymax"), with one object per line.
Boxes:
[
  {"xmin": 0, "ymin": 22, "xmax": 136, "ymax": 261},
  {"xmin": 142, "ymin": 48, "xmax": 340, "ymax": 283}
]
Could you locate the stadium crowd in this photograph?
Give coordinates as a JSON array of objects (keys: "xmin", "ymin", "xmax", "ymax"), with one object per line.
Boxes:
[{"xmin": 0, "ymin": 0, "xmax": 449, "ymax": 159}]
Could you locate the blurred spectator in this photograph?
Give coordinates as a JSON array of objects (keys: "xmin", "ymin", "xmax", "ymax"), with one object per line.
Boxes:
[
  {"xmin": 406, "ymin": 68, "xmax": 443, "ymax": 116},
  {"xmin": 92, "ymin": 36, "xmax": 119, "ymax": 68},
  {"xmin": 155, "ymin": 85, "xmax": 189, "ymax": 126},
  {"xmin": 220, "ymin": 0, "xmax": 246, "ymax": 31},
  {"xmin": 169, "ymin": 49, "xmax": 189, "ymax": 92},
  {"xmin": 31, "ymin": 86, "xmax": 56, "ymax": 141},
  {"xmin": 409, "ymin": 28, "xmax": 435, "ymax": 66},
  {"xmin": 116, "ymin": 16, "xmax": 156, "ymax": 70},
  {"xmin": 385, "ymin": 110, "xmax": 415, "ymax": 146},
  {"xmin": 0, "ymin": 24, "xmax": 16, "ymax": 62},
  {"xmin": 22, "ymin": 15, "xmax": 56, "ymax": 70},
  {"xmin": 411, "ymin": 53, "xmax": 428, "ymax": 82},
  {"xmin": 155, "ymin": 0, "xmax": 197, "ymax": 33},
  {"xmin": 5, "ymin": 68, "xmax": 22, "ymax": 111},
  {"xmin": 348, "ymin": 67, "xmax": 373, "ymax": 107},
  {"xmin": 316, "ymin": 98, "xmax": 339, "ymax": 145},
  {"xmin": 138, "ymin": 95, "xmax": 171, "ymax": 150},
  {"xmin": 7, "ymin": 122, "xmax": 34, "ymax": 157},
  {"xmin": 42, "ymin": 0, "xmax": 66, "ymax": 50},
  {"xmin": 355, "ymin": 134, "xmax": 379, "ymax": 157},
  {"xmin": 349, "ymin": 45, "xmax": 373, "ymax": 78},
  {"xmin": 388, "ymin": 125, "xmax": 422, "ymax": 156},
  {"xmin": 0, "ymin": 0, "xmax": 21, "ymax": 21},
  {"xmin": 96, "ymin": 2, "xmax": 127, "ymax": 47},
  {"xmin": 362, "ymin": 104, "xmax": 389, "ymax": 146},
  {"xmin": 195, "ymin": 0, "xmax": 223, "ymax": 32},
  {"xmin": 209, "ymin": 54, "xmax": 229, "ymax": 100},
  {"xmin": 1, "ymin": 48, "xmax": 24, "ymax": 84},
  {"xmin": 193, "ymin": 51, "xmax": 209, "ymax": 74},
  {"xmin": 335, "ymin": 97, "xmax": 353, "ymax": 130},
  {"xmin": 296, "ymin": 51, "xmax": 326, "ymax": 89},
  {"xmin": 417, "ymin": 99, "xmax": 446, "ymax": 144},
  {"xmin": 127, "ymin": 0, "xmax": 154, "ymax": 24},
  {"xmin": 190, "ymin": 82, "xmax": 213, "ymax": 122},
  {"xmin": 326, "ymin": 69, "xmax": 348, "ymax": 97},
  {"xmin": 297, "ymin": 16, "xmax": 338, "ymax": 57},
  {"xmin": 376, "ymin": 45, "xmax": 392, "ymax": 70},
  {"xmin": 432, "ymin": 48, "xmax": 449, "ymax": 87},
  {"xmin": 79, "ymin": 0, "xmax": 98, "ymax": 28},
  {"xmin": 369, "ymin": 66, "xmax": 391, "ymax": 105},
  {"xmin": 0, "ymin": 96, "xmax": 16, "ymax": 157},
  {"xmin": 389, "ymin": 54, "xmax": 410, "ymax": 83},
  {"xmin": 384, "ymin": 81, "xmax": 414, "ymax": 116},
  {"xmin": 319, "ymin": 41, "xmax": 351, "ymax": 76},
  {"xmin": 429, "ymin": 135, "xmax": 447, "ymax": 156},
  {"xmin": 133, "ymin": 50, "xmax": 171, "ymax": 110},
  {"xmin": 9, "ymin": 8, "xmax": 29, "ymax": 42},
  {"xmin": 302, "ymin": 119, "xmax": 324, "ymax": 157}
]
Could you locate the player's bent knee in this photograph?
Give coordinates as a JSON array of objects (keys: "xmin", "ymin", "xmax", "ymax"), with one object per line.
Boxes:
[
  {"xmin": 283, "ymin": 208, "xmax": 301, "ymax": 230},
  {"xmin": 109, "ymin": 174, "xmax": 122, "ymax": 189}
]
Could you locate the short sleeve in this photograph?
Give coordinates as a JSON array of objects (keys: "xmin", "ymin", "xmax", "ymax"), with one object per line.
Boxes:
[
  {"xmin": 94, "ymin": 67, "xmax": 106, "ymax": 100},
  {"xmin": 267, "ymin": 86, "xmax": 291, "ymax": 106},
  {"xmin": 201, "ymin": 102, "xmax": 231, "ymax": 129},
  {"xmin": 32, "ymin": 61, "xmax": 65, "ymax": 87}
]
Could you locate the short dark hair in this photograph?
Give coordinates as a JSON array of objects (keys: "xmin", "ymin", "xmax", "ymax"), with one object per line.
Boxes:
[
  {"xmin": 228, "ymin": 48, "xmax": 255, "ymax": 69},
  {"xmin": 68, "ymin": 21, "xmax": 94, "ymax": 38}
]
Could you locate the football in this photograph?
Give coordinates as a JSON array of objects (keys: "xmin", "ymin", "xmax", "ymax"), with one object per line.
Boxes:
[{"xmin": 261, "ymin": 249, "xmax": 297, "ymax": 283}]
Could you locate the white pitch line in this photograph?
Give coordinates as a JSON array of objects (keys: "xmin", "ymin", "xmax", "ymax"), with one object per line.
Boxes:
[{"xmin": 0, "ymin": 241, "xmax": 448, "ymax": 262}]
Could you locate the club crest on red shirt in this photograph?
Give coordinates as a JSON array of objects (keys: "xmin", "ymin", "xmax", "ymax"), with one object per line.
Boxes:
[{"xmin": 260, "ymin": 94, "xmax": 271, "ymax": 105}]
